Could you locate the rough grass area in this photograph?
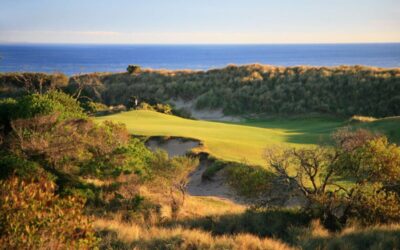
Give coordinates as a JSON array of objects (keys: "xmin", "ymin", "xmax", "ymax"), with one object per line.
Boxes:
[
  {"xmin": 96, "ymin": 110, "xmax": 399, "ymax": 166},
  {"xmin": 95, "ymin": 218, "xmax": 294, "ymax": 250},
  {"xmin": 300, "ymin": 222, "xmax": 400, "ymax": 250}
]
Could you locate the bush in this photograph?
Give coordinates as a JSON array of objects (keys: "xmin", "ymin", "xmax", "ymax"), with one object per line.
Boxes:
[
  {"xmin": 122, "ymin": 138, "xmax": 154, "ymax": 180},
  {"xmin": 127, "ymin": 65, "xmax": 141, "ymax": 74},
  {"xmin": 81, "ymin": 101, "xmax": 108, "ymax": 114},
  {"xmin": 202, "ymin": 160, "xmax": 225, "ymax": 180},
  {"xmin": 0, "ymin": 152, "xmax": 43, "ymax": 180},
  {"xmin": 226, "ymin": 162, "xmax": 273, "ymax": 197},
  {"xmin": 0, "ymin": 98, "xmax": 17, "ymax": 131},
  {"xmin": 0, "ymin": 72, "xmax": 68, "ymax": 97},
  {"xmin": 0, "ymin": 176, "xmax": 98, "ymax": 249},
  {"xmin": 265, "ymin": 129, "xmax": 400, "ymax": 229},
  {"xmin": 11, "ymin": 90, "xmax": 86, "ymax": 121},
  {"xmin": 136, "ymin": 102, "xmax": 173, "ymax": 114}
]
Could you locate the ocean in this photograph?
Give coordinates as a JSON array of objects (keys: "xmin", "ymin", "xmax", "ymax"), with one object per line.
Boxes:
[{"xmin": 0, "ymin": 43, "xmax": 399, "ymax": 75}]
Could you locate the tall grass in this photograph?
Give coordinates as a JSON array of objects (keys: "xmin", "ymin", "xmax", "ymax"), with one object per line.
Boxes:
[
  {"xmin": 94, "ymin": 219, "xmax": 294, "ymax": 250},
  {"xmin": 300, "ymin": 223, "xmax": 400, "ymax": 250}
]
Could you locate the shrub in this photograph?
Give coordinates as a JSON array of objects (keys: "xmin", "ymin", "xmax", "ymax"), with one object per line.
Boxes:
[
  {"xmin": 137, "ymin": 102, "xmax": 155, "ymax": 111},
  {"xmin": 136, "ymin": 102, "xmax": 173, "ymax": 114},
  {"xmin": 202, "ymin": 161, "xmax": 225, "ymax": 180},
  {"xmin": 11, "ymin": 90, "xmax": 86, "ymax": 121},
  {"xmin": 149, "ymin": 151, "xmax": 199, "ymax": 219},
  {"xmin": 0, "ymin": 176, "xmax": 98, "ymax": 249},
  {"xmin": 265, "ymin": 129, "xmax": 400, "ymax": 228},
  {"xmin": 0, "ymin": 98, "xmax": 17, "ymax": 132},
  {"xmin": 127, "ymin": 65, "xmax": 141, "ymax": 74},
  {"xmin": 81, "ymin": 101, "xmax": 108, "ymax": 114},
  {"xmin": 0, "ymin": 152, "xmax": 43, "ymax": 180},
  {"xmin": 0, "ymin": 72, "xmax": 68, "ymax": 97},
  {"xmin": 226, "ymin": 162, "xmax": 273, "ymax": 197},
  {"xmin": 122, "ymin": 138, "xmax": 154, "ymax": 180}
]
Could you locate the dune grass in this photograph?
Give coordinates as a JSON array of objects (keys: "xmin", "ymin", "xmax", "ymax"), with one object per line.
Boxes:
[
  {"xmin": 96, "ymin": 110, "xmax": 399, "ymax": 166},
  {"xmin": 95, "ymin": 218, "xmax": 294, "ymax": 250}
]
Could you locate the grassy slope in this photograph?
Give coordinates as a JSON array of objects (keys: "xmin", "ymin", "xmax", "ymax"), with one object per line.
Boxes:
[
  {"xmin": 96, "ymin": 110, "xmax": 344, "ymax": 165},
  {"xmin": 97, "ymin": 110, "xmax": 400, "ymax": 166}
]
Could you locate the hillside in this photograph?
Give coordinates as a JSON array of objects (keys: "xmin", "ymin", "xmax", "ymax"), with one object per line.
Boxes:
[
  {"xmin": 70, "ymin": 64, "xmax": 400, "ymax": 118},
  {"xmin": 2, "ymin": 64, "xmax": 399, "ymax": 118}
]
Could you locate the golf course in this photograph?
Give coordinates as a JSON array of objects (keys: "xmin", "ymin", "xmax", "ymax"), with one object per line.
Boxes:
[{"xmin": 96, "ymin": 110, "xmax": 400, "ymax": 166}]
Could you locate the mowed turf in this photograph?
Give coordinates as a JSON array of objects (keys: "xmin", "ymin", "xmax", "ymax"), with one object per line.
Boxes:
[
  {"xmin": 96, "ymin": 110, "xmax": 346, "ymax": 165},
  {"xmin": 97, "ymin": 110, "xmax": 400, "ymax": 165}
]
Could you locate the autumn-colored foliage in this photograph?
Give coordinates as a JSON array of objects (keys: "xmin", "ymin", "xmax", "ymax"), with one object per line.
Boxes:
[
  {"xmin": 0, "ymin": 176, "xmax": 98, "ymax": 249},
  {"xmin": 265, "ymin": 129, "xmax": 400, "ymax": 228}
]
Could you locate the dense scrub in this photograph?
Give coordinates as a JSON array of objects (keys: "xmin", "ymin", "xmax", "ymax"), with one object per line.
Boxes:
[
  {"xmin": 0, "ymin": 72, "xmax": 68, "ymax": 97},
  {"xmin": 0, "ymin": 91, "xmax": 208, "ymax": 248},
  {"xmin": 65, "ymin": 64, "xmax": 400, "ymax": 117},
  {"xmin": 0, "ymin": 176, "xmax": 98, "ymax": 249},
  {"xmin": 2, "ymin": 65, "xmax": 399, "ymax": 117}
]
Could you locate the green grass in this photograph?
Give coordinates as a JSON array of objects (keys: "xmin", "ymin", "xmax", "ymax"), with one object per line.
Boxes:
[
  {"xmin": 96, "ymin": 110, "xmax": 340, "ymax": 165},
  {"xmin": 96, "ymin": 110, "xmax": 399, "ymax": 166},
  {"xmin": 354, "ymin": 116, "xmax": 400, "ymax": 143}
]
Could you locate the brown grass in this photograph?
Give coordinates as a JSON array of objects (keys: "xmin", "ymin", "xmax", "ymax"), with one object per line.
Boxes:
[
  {"xmin": 139, "ymin": 185, "xmax": 246, "ymax": 219},
  {"xmin": 94, "ymin": 218, "xmax": 294, "ymax": 250},
  {"xmin": 300, "ymin": 222, "xmax": 400, "ymax": 250}
]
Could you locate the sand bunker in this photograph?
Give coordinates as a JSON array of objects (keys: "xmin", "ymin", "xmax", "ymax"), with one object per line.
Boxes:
[
  {"xmin": 146, "ymin": 137, "xmax": 245, "ymax": 204},
  {"xmin": 146, "ymin": 137, "xmax": 200, "ymax": 157},
  {"xmin": 186, "ymin": 158, "xmax": 247, "ymax": 204},
  {"xmin": 170, "ymin": 99, "xmax": 242, "ymax": 122}
]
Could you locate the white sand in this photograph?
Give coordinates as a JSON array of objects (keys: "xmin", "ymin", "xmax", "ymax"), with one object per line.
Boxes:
[{"xmin": 170, "ymin": 99, "xmax": 242, "ymax": 122}]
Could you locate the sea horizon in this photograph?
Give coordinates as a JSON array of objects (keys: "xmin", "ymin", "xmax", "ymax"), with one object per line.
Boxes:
[{"xmin": 1, "ymin": 43, "xmax": 399, "ymax": 75}]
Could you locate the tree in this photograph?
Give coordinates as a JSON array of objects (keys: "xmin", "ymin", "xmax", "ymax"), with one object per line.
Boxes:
[{"xmin": 265, "ymin": 129, "xmax": 400, "ymax": 228}]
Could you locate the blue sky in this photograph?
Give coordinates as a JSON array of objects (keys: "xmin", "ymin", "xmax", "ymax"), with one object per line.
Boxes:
[{"xmin": 1, "ymin": 0, "xmax": 399, "ymax": 44}]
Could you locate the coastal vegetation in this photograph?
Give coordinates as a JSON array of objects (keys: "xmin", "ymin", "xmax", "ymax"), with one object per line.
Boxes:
[
  {"xmin": 0, "ymin": 64, "xmax": 400, "ymax": 249},
  {"xmin": 1, "ymin": 65, "xmax": 400, "ymax": 118}
]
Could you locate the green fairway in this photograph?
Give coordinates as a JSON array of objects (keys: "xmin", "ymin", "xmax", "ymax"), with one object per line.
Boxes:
[
  {"xmin": 96, "ymin": 110, "xmax": 348, "ymax": 165},
  {"xmin": 96, "ymin": 111, "xmax": 400, "ymax": 166}
]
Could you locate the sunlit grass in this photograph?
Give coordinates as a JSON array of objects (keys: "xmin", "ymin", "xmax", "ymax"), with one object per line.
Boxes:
[
  {"xmin": 96, "ymin": 110, "xmax": 399, "ymax": 166},
  {"xmin": 96, "ymin": 110, "xmax": 343, "ymax": 165},
  {"xmin": 94, "ymin": 218, "xmax": 294, "ymax": 250}
]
